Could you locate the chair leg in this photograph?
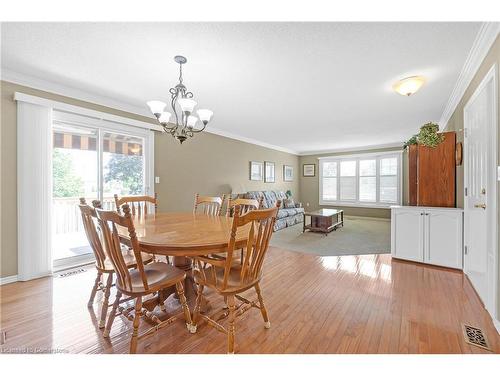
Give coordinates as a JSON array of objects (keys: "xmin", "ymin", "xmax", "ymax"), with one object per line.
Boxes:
[
  {"xmin": 88, "ymin": 271, "xmax": 102, "ymax": 307},
  {"xmin": 103, "ymin": 290, "xmax": 122, "ymax": 338},
  {"xmin": 130, "ymin": 296, "xmax": 142, "ymax": 354},
  {"xmin": 192, "ymin": 284, "xmax": 204, "ymax": 329},
  {"xmin": 99, "ymin": 273, "xmax": 113, "ymax": 328},
  {"xmin": 176, "ymin": 282, "xmax": 195, "ymax": 333},
  {"xmin": 255, "ymin": 283, "xmax": 271, "ymax": 329},
  {"xmin": 227, "ymin": 294, "xmax": 236, "ymax": 354}
]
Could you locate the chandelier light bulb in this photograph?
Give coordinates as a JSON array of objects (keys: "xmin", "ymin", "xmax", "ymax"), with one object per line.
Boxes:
[
  {"xmin": 197, "ymin": 109, "xmax": 213, "ymax": 125},
  {"xmin": 393, "ymin": 76, "xmax": 426, "ymax": 96},
  {"xmin": 178, "ymin": 98, "xmax": 197, "ymax": 114},
  {"xmin": 146, "ymin": 100, "xmax": 167, "ymax": 117},
  {"xmin": 187, "ymin": 115, "xmax": 199, "ymax": 129},
  {"xmin": 158, "ymin": 112, "xmax": 171, "ymax": 125}
]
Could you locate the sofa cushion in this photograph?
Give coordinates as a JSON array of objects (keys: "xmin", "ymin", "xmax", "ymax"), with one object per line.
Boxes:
[{"xmin": 283, "ymin": 198, "xmax": 296, "ymax": 208}]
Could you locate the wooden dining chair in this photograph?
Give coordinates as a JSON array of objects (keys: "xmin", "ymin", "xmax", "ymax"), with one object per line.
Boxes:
[
  {"xmin": 95, "ymin": 204, "xmax": 195, "ymax": 353},
  {"xmin": 225, "ymin": 196, "xmax": 263, "ymax": 217},
  {"xmin": 192, "ymin": 201, "xmax": 281, "ymax": 354},
  {"xmin": 114, "ymin": 193, "xmax": 158, "ymax": 216},
  {"xmin": 78, "ymin": 198, "xmax": 153, "ymax": 336},
  {"xmin": 114, "ymin": 193, "xmax": 170, "ymax": 263},
  {"xmin": 193, "ymin": 193, "xmax": 225, "ymax": 216}
]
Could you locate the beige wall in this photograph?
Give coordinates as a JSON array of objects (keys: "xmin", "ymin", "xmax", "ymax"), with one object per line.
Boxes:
[
  {"xmin": 443, "ymin": 35, "xmax": 500, "ymax": 321},
  {"xmin": 0, "ymin": 81, "xmax": 299, "ymax": 278},
  {"xmin": 298, "ymin": 147, "xmax": 408, "ymax": 219},
  {"xmin": 154, "ymin": 132, "xmax": 299, "ymax": 212}
]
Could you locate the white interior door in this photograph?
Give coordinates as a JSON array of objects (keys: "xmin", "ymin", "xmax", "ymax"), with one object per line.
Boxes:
[{"xmin": 463, "ymin": 64, "xmax": 497, "ymax": 315}]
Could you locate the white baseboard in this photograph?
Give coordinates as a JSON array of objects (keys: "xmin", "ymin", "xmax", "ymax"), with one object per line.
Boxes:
[
  {"xmin": 0, "ymin": 275, "xmax": 18, "ymax": 285},
  {"xmin": 345, "ymin": 215, "xmax": 391, "ymax": 222}
]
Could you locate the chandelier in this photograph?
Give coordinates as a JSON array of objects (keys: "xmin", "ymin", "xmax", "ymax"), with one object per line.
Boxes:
[{"xmin": 146, "ymin": 55, "xmax": 213, "ymax": 143}]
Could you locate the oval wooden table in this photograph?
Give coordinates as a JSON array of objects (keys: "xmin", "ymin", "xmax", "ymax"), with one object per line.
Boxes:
[{"xmin": 117, "ymin": 212, "xmax": 251, "ymax": 313}]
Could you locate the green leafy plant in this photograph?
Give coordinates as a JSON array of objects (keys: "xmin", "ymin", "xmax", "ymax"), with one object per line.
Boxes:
[
  {"xmin": 403, "ymin": 135, "xmax": 418, "ymax": 149},
  {"xmin": 417, "ymin": 122, "xmax": 444, "ymax": 148}
]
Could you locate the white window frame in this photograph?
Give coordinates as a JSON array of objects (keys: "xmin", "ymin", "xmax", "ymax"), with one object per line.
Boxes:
[{"xmin": 318, "ymin": 150, "xmax": 403, "ymax": 209}]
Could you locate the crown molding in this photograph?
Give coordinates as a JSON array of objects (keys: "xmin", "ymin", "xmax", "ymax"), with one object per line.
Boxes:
[
  {"xmin": 1, "ymin": 68, "xmax": 301, "ymax": 155},
  {"xmin": 298, "ymin": 142, "xmax": 404, "ymax": 156},
  {"xmin": 439, "ymin": 22, "xmax": 500, "ymax": 129},
  {"xmin": 206, "ymin": 126, "xmax": 299, "ymax": 155},
  {"xmin": 1, "ymin": 68, "xmax": 152, "ymax": 117}
]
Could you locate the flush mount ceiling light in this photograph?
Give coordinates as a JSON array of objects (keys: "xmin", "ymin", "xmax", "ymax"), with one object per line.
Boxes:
[
  {"xmin": 393, "ymin": 76, "xmax": 426, "ymax": 96},
  {"xmin": 147, "ymin": 55, "xmax": 213, "ymax": 144}
]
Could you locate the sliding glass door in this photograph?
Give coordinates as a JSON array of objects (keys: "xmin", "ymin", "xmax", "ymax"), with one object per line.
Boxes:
[{"xmin": 51, "ymin": 112, "xmax": 153, "ymax": 267}]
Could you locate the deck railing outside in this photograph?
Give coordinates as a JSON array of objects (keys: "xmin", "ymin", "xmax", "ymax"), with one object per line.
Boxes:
[{"xmin": 52, "ymin": 196, "xmax": 116, "ymax": 235}]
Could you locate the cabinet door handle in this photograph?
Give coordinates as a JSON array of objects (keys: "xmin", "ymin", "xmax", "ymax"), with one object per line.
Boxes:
[{"xmin": 474, "ymin": 203, "xmax": 486, "ymax": 209}]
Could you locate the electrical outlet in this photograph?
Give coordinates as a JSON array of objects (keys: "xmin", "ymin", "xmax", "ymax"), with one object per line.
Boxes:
[
  {"xmin": 306, "ymin": 202, "xmax": 310, "ymax": 207},
  {"xmin": 155, "ymin": 176, "xmax": 160, "ymax": 184}
]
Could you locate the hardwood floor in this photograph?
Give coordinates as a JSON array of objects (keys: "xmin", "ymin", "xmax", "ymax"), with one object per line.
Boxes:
[{"xmin": 0, "ymin": 247, "xmax": 498, "ymax": 354}]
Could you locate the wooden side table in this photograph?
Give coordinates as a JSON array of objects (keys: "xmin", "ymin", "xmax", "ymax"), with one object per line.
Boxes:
[{"xmin": 303, "ymin": 208, "xmax": 344, "ymax": 235}]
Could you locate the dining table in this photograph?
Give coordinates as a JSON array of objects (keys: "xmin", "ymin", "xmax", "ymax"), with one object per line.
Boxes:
[{"xmin": 116, "ymin": 211, "xmax": 251, "ymax": 315}]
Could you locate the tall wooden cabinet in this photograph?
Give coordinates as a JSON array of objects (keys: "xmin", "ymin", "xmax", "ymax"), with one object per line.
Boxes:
[{"xmin": 408, "ymin": 131, "xmax": 456, "ymax": 207}]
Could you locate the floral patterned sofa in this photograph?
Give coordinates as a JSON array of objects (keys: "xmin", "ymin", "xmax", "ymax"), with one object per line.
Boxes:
[{"xmin": 244, "ymin": 190, "xmax": 304, "ymax": 231}]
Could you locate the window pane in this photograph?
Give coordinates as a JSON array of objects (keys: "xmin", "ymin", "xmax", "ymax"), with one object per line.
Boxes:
[
  {"xmin": 103, "ymin": 132, "xmax": 145, "ymax": 209},
  {"xmin": 340, "ymin": 160, "xmax": 356, "ymax": 176},
  {"xmin": 380, "ymin": 175, "xmax": 398, "ymax": 202},
  {"xmin": 380, "ymin": 157, "xmax": 397, "ymax": 175},
  {"xmin": 322, "ymin": 161, "xmax": 337, "ymax": 177},
  {"xmin": 359, "ymin": 159, "xmax": 376, "ymax": 176},
  {"xmin": 340, "ymin": 176, "xmax": 356, "ymax": 200},
  {"xmin": 322, "ymin": 178, "xmax": 337, "ymax": 200},
  {"xmin": 52, "ymin": 124, "xmax": 98, "ymax": 261},
  {"xmin": 359, "ymin": 176, "xmax": 376, "ymax": 201}
]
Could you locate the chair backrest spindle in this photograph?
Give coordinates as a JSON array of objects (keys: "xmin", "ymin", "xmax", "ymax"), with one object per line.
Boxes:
[
  {"xmin": 193, "ymin": 193, "xmax": 225, "ymax": 216},
  {"xmin": 226, "ymin": 196, "xmax": 263, "ymax": 217},
  {"xmin": 114, "ymin": 194, "xmax": 158, "ymax": 216}
]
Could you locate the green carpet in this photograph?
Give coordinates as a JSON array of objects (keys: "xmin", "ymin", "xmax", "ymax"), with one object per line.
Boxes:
[{"xmin": 270, "ymin": 217, "xmax": 391, "ymax": 256}]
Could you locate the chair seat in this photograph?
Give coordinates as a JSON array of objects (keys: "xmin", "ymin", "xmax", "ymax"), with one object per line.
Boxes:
[
  {"xmin": 193, "ymin": 264, "xmax": 260, "ymax": 294},
  {"xmin": 99, "ymin": 251, "xmax": 153, "ymax": 272},
  {"xmin": 117, "ymin": 261, "xmax": 186, "ymax": 296}
]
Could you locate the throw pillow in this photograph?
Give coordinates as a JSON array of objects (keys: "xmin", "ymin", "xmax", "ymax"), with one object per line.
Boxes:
[{"xmin": 283, "ymin": 198, "xmax": 295, "ymax": 208}]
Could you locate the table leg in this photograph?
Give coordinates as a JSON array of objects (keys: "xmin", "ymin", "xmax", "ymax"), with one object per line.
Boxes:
[{"xmin": 158, "ymin": 256, "xmax": 211, "ymax": 315}]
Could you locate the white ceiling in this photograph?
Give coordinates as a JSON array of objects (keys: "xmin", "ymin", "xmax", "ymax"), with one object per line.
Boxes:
[{"xmin": 1, "ymin": 22, "xmax": 482, "ymax": 154}]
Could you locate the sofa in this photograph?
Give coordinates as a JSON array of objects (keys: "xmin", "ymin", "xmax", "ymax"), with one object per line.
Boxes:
[{"xmin": 244, "ymin": 190, "xmax": 304, "ymax": 231}]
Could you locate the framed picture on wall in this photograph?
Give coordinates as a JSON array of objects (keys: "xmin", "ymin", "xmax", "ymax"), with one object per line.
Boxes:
[
  {"xmin": 264, "ymin": 161, "xmax": 275, "ymax": 183},
  {"xmin": 303, "ymin": 163, "xmax": 316, "ymax": 177},
  {"xmin": 249, "ymin": 161, "xmax": 264, "ymax": 181},
  {"xmin": 283, "ymin": 165, "xmax": 293, "ymax": 182}
]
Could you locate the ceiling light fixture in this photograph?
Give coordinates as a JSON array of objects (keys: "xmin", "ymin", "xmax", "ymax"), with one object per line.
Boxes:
[
  {"xmin": 146, "ymin": 56, "xmax": 213, "ymax": 144},
  {"xmin": 393, "ymin": 76, "xmax": 426, "ymax": 96}
]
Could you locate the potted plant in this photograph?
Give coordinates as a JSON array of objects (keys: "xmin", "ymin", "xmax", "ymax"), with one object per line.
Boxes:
[{"xmin": 403, "ymin": 122, "xmax": 444, "ymax": 149}]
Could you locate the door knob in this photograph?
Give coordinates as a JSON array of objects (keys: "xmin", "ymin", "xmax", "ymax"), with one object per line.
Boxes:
[{"xmin": 474, "ymin": 203, "xmax": 486, "ymax": 209}]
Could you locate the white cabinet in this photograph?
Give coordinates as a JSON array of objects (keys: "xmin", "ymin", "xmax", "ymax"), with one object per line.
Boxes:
[{"xmin": 391, "ymin": 206, "xmax": 463, "ymax": 269}]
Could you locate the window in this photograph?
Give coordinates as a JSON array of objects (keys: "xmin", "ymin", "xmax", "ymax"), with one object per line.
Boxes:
[
  {"xmin": 319, "ymin": 151, "xmax": 402, "ymax": 208},
  {"xmin": 51, "ymin": 110, "xmax": 154, "ymax": 267}
]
